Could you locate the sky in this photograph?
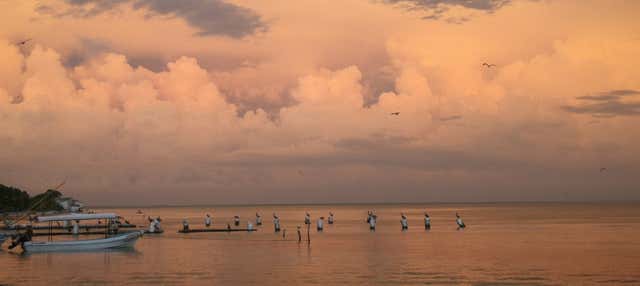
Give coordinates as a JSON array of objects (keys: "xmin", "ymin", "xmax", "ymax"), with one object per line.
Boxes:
[{"xmin": 0, "ymin": 0, "xmax": 639, "ymax": 205}]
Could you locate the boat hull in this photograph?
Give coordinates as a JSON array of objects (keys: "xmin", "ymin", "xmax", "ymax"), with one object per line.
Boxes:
[{"xmin": 23, "ymin": 231, "xmax": 143, "ymax": 252}]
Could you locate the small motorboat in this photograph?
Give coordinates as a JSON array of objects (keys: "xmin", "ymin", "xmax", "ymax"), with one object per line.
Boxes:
[
  {"xmin": 20, "ymin": 213, "xmax": 143, "ymax": 253},
  {"xmin": 23, "ymin": 231, "xmax": 143, "ymax": 252}
]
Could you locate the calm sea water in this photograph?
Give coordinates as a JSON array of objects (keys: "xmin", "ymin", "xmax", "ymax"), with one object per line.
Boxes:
[{"xmin": 1, "ymin": 203, "xmax": 640, "ymax": 285}]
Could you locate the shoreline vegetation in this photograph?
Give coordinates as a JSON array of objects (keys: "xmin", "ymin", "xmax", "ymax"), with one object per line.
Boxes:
[{"xmin": 0, "ymin": 184, "xmax": 64, "ymax": 213}]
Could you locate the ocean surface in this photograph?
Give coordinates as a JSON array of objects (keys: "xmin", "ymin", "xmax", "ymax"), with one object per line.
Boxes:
[{"xmin": 1, "ymin": 203, "xmax": 640, "ymax": 285}]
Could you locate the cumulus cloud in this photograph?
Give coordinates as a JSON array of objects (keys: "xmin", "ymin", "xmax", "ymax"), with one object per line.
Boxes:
[{"xmin": 1, "ymin": 0, "xmax": 640, "ymax": 204}]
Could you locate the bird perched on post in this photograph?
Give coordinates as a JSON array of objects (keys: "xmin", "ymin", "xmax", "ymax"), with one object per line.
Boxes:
[{"xmin": 455, "ymin": 213, "xmax": 466, "ymax": 230}]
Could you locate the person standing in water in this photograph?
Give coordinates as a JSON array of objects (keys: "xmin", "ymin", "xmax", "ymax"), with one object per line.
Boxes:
[
  {"xmin": 247, "ymin": 221, "xmax": 253, "ymax": 231},
  {"xmin": 9, "ymin": 224, "xmax": 33, "ymax": 250},
  {"xmin": 234, "ymin": 216, "xmax": 240, "ymax": 226},
  {"xmin": 255, "ymin": 212, "xmax": 262, "ymax": 225},
  {"xmin": 273, "ymin": 213, "xmax": 281, "ymax": 232},
  {"xmin": 456, "ymin": 213, "xmax": 466, "ymax": 230},
  {"xmin": 297, "ymin": 226, "xmax": 302, "ymax": 242},
  {"xmin": 424, "ymin": 212, "xmax": 431, "ymax": 230},
  {"xmin": 400, "ymin": 213, "xmax": 408, "ymax": 230},
  {"xmin": 205, "ymin": 213, "xmax": 212, "ymax": 227},
  {"xmin": 317, "ymin": 217, "xmax": 324, "ymax": 231},
  {"xmin": 328, "ymin": 212, "xmax": 334, "ymax": 224}
]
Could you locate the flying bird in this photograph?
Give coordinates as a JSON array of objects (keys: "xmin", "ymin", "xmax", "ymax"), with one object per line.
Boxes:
[
  {"xmin": 482, "ymin": 62, "xmax": 496, "ymax": 68},
  {"xmin": 390, "ymin": 112, "xmax": 400, "ymax": 116},
  {"xmin": 16, "ymin": 39, "xmax": 31, "ymax": 46},
  {"xmin": 600, "ymin": 167, "xmax": 607, "ymax": 172}
]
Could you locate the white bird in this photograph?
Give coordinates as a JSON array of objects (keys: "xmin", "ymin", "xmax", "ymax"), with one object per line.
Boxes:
[
  {"xmin": 400, "ymin": 213, "xmax": 408, "ymax": 230},
  {"xmin": 204, "ymin": 214, "xmax": 212, "ymax": 227},
  {"xmin": 273, "ymin": 213, "xmax": 281, "ymax": 232},
  {"xmin": 369, "ymin": 214, "xmax": 377, "ymax": 230},
  {"xmin": 304, "ymin": 212, "xmax": 311, "ymax": 225},
  {"xmin": 456, "ymin": 213, "xmax": 466, "ymax": 230},
  {"xmin": 255, "ymin": 212, "xmax": 262, "ymax": 225},
  {"xmin": 424, "ymin": 212, "xmax": 431, "ymax": 230}
]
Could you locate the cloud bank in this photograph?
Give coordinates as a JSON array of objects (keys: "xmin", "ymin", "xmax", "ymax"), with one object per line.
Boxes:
[
  {"xmin": 0, "ymin": 0, "xmax": 639, "ymax": 205},
  {"xmin": 564, "ymin": 90, "xmax": 640, "ymax": 117},
  {"xmin": 381, "ymin": 0, "xmax": 513, "ymax": 23},
  {"xmin": 38, "ymin": 0, "xmax": 266, "ymax": 38}
]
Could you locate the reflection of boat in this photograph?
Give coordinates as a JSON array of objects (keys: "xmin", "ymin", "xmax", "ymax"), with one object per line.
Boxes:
[
  {"xmin": 21, "ymin": 213, "xmax": 143, "ymax": 253},
  {"xmin": 21, "ymin": 246, "xmax": 140, "ymax": 256},
  {"xmin": 31, "ymin": 230, "xmax": 137, "ymax": 236}
]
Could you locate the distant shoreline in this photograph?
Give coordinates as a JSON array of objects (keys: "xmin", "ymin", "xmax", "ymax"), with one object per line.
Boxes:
[{"xmin": 90, "ymin": 200, "xmax": 640, "ymax": 209}]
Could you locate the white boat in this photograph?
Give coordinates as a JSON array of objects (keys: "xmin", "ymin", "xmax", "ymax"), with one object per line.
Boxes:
[{"xmin": 21, "ymin": 212, "xmax": 143, "ymax": 252}]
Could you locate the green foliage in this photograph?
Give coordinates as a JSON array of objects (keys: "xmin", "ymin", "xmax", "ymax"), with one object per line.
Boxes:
[
  {"xmin": 0, "ymin": 184, "xmax": 30, "ymax": 212},
  {"xmin": 29, "ymin": 189, "xmax": 63, "ymax": 211},
  {"xmin": 0, "ymin": 185, "xmax": 64, "ymax": 212}
]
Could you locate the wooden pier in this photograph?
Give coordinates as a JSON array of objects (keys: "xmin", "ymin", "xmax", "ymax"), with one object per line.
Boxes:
[{"xmin": 178, "ymin": 228, "xmax": 257, "ymax": 233}]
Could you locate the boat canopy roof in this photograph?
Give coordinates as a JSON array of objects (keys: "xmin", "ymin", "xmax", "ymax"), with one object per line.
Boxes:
[{"xmin": 36, "ymin": 213, "xmax": 118, "ymax": 222}]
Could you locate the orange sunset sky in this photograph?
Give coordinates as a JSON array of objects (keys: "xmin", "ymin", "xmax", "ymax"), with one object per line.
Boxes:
[{"xmin": 1, "ymin": 0, "xmax": 639, "ymax": 205}]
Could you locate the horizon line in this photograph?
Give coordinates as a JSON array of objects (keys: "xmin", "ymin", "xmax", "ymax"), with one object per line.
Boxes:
[{"xmin": 88, "ymin": 199, "xmax": 640, "ymax": 209}]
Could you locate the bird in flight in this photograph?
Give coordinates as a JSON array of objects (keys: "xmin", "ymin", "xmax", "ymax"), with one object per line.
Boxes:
[
  {"xmin": 600, "ymin": 167, "xmax": 607, "ymax": 172},
  {"xmin": 482, "ymin": 62, "xmax": 496, "ymax": 68},
  {"xmin": 390, "ymin": 112, "xmax": 400, "ymax": 116},
  {"xmin": 16, "ymin": 39, "xmax": 31, "ymax": 46}
]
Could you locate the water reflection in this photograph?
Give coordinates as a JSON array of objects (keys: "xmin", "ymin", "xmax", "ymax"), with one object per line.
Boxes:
[{"xmin": 0, "ymin": 203, "xmax": 639, "ymax": 285}]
